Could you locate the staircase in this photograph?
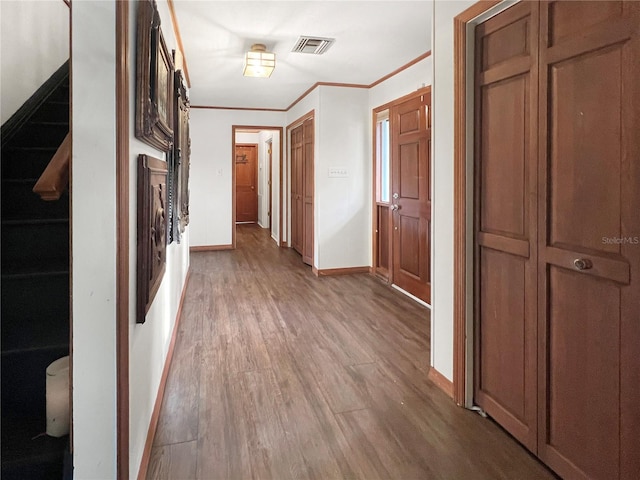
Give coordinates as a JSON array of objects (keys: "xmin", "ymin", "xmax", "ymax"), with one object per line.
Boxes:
[{"xmin": 1, "ymin": 62, "xmax": 71, "ymax": 479}]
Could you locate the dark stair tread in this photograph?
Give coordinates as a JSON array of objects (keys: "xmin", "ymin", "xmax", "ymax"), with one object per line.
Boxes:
[
  {"xmin": 3, "ymin": 178, "xmax": 40, "ymax": 184},
  {"xmin": 2, "ymin": 342, "xmax": 70, "ymax": 357},
  {"xmin": 1, "ymin": 272, "xmax": 70, "ymax": 346},
  {"xmin": 2, "ymin": 268, "xmax": 69, "ymax": 279},
  {"xmin": 1, "ymin": 413, "xmax": 67, "ymax": 478},
  {"xmin": 1, "ymin": 180, "xmax": 68, "ymax": 221},
  {"xmin": 2, "ymin": 218, "xmax": 69, "ymax": 226},
  {"xmin": 28, "ymin": 121, "xmax": 69, "ymax": 126}
]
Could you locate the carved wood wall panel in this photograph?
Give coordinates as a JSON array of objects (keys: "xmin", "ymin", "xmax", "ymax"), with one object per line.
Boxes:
[
  {"xmin": 137, "ymin": 154, "xmax": 168, "ymax": 323},
  {"xmin": 170, "ymin": 69, "xmax": 191, "ymax": 243}
]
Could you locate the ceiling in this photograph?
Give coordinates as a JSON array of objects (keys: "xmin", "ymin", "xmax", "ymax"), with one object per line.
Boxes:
[{"xmin": 171, "ymin": 1, "xmax": 433, "ymax": 110}]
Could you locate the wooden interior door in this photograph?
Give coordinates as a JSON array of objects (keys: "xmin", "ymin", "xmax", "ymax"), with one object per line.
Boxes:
[
  {"xmin": 473, "ymin": 1, "xmax": 538, "ymax": 452},
  {"xmin": 290, "ymin": 125, "xmax": 303, "ymax": 254},
  {"xmin": 391, "ymin": 92, "xmax": 430, "ymax": 303},
  {"xmin": 474, "ymin": 2, "xmax": 640, "ymax": 478},
  {"xmin": 235, "ymin": 144, "xmax": 258, "ymax": 223},
  {"xmin": 537, "ymin": 2, "xmax": 640, "ymax": 478},
  {"xmin": 302, "ymin": 117, "xmax": 314, "ymax": 265}
]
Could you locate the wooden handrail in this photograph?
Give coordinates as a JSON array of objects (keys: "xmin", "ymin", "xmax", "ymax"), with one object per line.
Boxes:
[{"xmin": 33, "ymin": 133, "xmax": 71, "ymax": 201}]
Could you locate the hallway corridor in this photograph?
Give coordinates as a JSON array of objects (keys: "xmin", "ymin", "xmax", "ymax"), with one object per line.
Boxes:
[{"xmin": 146, "ymin": 225, "xmax": 553, "ymax": 479}]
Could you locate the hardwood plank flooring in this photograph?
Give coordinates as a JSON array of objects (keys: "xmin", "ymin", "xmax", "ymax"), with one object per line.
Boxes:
[{"xmin": 147, "ymin": 224, "xmax": 555, "ymax": 480}]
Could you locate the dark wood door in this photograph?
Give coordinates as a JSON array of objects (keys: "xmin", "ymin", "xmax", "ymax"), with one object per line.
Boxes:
[
  {"xmin": 236, "ymin": 144, "xmax": 258, "ymax": 223},
  {"xmin": 475, "ymin": 2, "xmax": 640, "ymax": 478},
  {"xmin": 537, "ymin": 2, "xmax": 640, "ymax": 478},
  {"xmin": 302, "ymin": 118, "xmax": 314, "ymax": 266},
  {"xmin": 391, "ymin": 93, "xmax": 430, "ymax": 303},
  {"xmin": 473, "ymin": 1, "xmax": 539, "ymax": 451},
  {"xmin": 290, "ymin": 125, "xmax": 303, "ymax": 254}
]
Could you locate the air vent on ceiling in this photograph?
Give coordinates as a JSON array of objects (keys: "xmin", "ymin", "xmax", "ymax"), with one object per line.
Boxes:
[{"xmin": 291, "ymin": 36, "xmax": 335, "ymax": 55}]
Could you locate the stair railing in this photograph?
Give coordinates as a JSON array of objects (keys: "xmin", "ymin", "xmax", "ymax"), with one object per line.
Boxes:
[{"xmin": 33, "ymin": 133, "xmax": 70, "ymax": 201}]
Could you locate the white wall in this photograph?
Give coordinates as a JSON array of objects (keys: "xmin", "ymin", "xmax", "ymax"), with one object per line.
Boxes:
[
  {"xmin": 258, "ymin": 130, "xmax": 281, "ymax": 238},
  {"xmin": 71, "ymin": 2, "xmax": 117, "ymax": 476},
  {"xmin": 369, "ymin": 56, "xmax": 433, "ymax": 110},
  {"xmin": 315, "ymin": 86, "xmax": 370, "ymax": 270},
  {"xmin": 431, "ymin": 0, "xmax": 477, "ymax": 381},
  {"xmin": 71, "ymin": 1, "xmax": 189, "ymax": 477},
  {"xmin": 1, "ymin": 0, "xmax": 69, "ymax": 124},
  {"xmin": 190, "ymin": 108, "xmax": 285, "ymax": 247},
  {"xmin": 127, "ymin": 1, "xmax": 190, "ymax": 478}
]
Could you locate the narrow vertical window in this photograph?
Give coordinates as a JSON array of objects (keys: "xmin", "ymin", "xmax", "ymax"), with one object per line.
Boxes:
[{"xmin": 376, "ymin": 110, "xmax": 390, "ymax": 203}]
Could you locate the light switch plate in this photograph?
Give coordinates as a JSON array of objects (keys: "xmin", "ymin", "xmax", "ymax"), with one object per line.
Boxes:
[{"xmin": 328, "ymin": 167, "xmax": 348, "ymax": 178}]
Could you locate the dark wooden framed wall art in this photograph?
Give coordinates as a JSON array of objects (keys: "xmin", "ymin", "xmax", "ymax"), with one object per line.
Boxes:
[
  {"xmin": 169, "ymin": 68, "xmax": 190, "ymax": 243},
  {"xmin": 135, "ymin": 0, "xmax": 191, "ymax": 323},
  {"xmin": 135, "ymin": 0, "xmax": 174, "ymax": 152}
]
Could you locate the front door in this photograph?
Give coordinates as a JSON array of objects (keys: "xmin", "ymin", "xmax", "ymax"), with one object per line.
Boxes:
[
  {"xmin": 235, "ymin": 144, "xmax": 258, "ymax": 223},
  {"xmin": 391, "ymin": 92, "xmax": 431, "ymax": 303}
]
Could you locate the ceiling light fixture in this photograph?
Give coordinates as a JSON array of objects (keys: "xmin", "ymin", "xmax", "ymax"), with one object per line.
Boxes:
[{"xmin": 243, "ymin": 43, "xmax": 275, "ymax": 78}]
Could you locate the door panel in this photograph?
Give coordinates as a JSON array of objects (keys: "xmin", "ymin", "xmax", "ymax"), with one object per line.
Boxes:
[
  {"xmin": 290, "ymin": 126, "xmax": 303, "ymax": 253},
  {"xmin": 391, "ymin": 93, "xmax": 431, "ymax": 303},
  {"xmin": 235, "ymin": 144, "xmax": 258, "ymax": 223},
  {"xmin": 302, "ymin": 118, "xmax": 314, "ymax": 266},
  {"xmin": 537, "ymin": 2, "xmax": 640, "ymax": 478},
  {"xmin": 546, "ymin": 267, "xmax": 620, "ymax": 480},
  {"xmin": 289, "ymin": 119, "xmax": 313, "ymax": 265},
  {"xmin": 478, "ymin": 249, "xmax": 527, "ymax": 425},
  {"xmin": 479, "ymin": 75, "xmax": 527, "ymax": 237},
  {"xmin": 474, "ymin": 0, "xmax": 538, "ymax": 451}
]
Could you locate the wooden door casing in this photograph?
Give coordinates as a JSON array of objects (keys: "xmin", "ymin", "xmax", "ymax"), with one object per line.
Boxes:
[
  {"xmin": 235, "ymin": 144, "xmax": 258, "ymax": 223},
  {"xmin": 537, "ymin": 2, "xmax": 640, "ymax": 478},
  {"xmin": 391, "ymin": 92, "xmax": 431, "ymax": 303},
  {"xmin": 473, "ymin": 0, "xmax": 539, "ymax": 452}
]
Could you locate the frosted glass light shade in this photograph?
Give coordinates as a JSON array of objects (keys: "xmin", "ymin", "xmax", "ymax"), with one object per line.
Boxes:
[{"xmin": 243, "ymin": 44, "xmax": 275, "ymax": 78}]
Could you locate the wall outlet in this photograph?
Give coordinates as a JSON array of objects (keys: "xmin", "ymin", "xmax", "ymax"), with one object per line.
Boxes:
[{"xmin": 328, "ymin": 167, "xmax": 348, "ymax": 178}]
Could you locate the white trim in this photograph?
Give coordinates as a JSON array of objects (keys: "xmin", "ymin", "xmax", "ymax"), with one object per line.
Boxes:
[{"xmin": 391, "ymin": 284, "xmax": 432, "ymax": 309}]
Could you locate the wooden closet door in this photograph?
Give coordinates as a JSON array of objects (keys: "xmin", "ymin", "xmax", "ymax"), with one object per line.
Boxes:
[
  {"xmin": 391, "ymin": 92, "xmax": 431, "ymax": 303},
  {"xmin": 290, "ymin": 125, "xmax": 303, "ymax": 254},
  {"xmin": 537, "ymin": 2, "xmax": 640, "ymax": 478},
  {"xmin": 302, "ymin": 118, "xmax": 314, "ymax": 266},
  {"xmin": 473, "ymin": 1, "xmax": 539, "ymax": 451}
]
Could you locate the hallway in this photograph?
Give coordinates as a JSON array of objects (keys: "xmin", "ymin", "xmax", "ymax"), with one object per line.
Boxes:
[{"xmin": 147, "ymin": 225, "xmax": 553, "ymax": 479}]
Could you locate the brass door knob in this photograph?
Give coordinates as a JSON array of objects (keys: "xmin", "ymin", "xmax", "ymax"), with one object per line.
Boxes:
[{"xmin": 573, "ymin": 258, "xmax": 593, "ymax": 270}]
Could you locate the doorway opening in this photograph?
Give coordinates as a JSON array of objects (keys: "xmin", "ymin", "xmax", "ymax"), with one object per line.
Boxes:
[{"xmin": 231, "ymin": 125, "xmax": 283, "ymax": 248}]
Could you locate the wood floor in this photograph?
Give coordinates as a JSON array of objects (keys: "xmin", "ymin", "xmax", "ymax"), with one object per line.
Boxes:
[{"xmin": 147, "ymin": 225, "xmax": 554, "ymax": 480}]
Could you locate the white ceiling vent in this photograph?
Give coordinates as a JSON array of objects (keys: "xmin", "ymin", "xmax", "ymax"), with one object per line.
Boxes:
[{"xmin": 291, "ymin": 36, "xmax": 335, "ymax": 55}]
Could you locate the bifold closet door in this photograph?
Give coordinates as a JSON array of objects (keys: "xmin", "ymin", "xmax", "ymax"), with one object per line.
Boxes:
[
  {"xmin": 475, "ymin": 2, "xmax": 640, "ymax": 479},
  {"xmin": 473, "ymin": 0, "xmax": 539, "ymax": 452},
  {"xmin": 537, "ymin": 2, "xmax": 640, "ymax": 479},
  {"xmin": 290, "ymin": 125, "xmax": 303, "ymax": 254},
  {"xmin": 302, "ymin": 118, "xmax": 314, "ymax": 266}
]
